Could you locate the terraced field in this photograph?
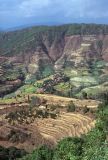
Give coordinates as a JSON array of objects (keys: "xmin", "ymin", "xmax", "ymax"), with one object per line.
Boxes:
[
  {"xmin": 35, "ymin": 94, "xmax": 100, "ymax": 108},
  {"xmin": 0, "ymin": 112, "xmax": 95, "ymax": 152},
  {"xmin": 35, "ymin": 112, "xmax": 95, "ymax": 145},
  {"xmin": 0, "ymin": 93, "xmax": 98, "ymax": 152}
]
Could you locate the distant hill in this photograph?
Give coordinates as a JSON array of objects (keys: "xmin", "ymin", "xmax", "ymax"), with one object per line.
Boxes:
[{"xmin": 0, "ymin": 23, "xmax": 108, "ymax": 56}]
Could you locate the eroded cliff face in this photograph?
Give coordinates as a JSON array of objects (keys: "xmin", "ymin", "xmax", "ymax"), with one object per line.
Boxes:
[
  {"xmin": 21, "ymin": 34, "xmax": 108, "ymax": 72},
  {"xmin": 2, "ymin": 34, "xmax": 108, "ymax": 69},
  {"xmin": 55, "ymin": 35, "xmax": 98, "ymax": 69}
]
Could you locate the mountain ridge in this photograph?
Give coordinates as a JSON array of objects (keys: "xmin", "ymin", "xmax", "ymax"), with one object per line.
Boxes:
[
  {"xmin": 1, "ymin": 23, "xmax": 108, "ymax": 56},
  {"xmin": 1, "ymin": 23, "xmax": 108, "ymax": 97}
]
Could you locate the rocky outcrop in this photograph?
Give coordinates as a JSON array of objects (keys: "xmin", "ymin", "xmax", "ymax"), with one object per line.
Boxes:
[
  {"xmin": 54, "ymin": 35, "xmax": 104, "ymax": 70},
  {"xmin": 2, "ymin": 34, "xmax": 108, "ymax": 71}
]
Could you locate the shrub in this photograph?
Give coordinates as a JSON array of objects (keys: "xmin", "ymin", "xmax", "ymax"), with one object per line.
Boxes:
[
  {"xmin": 50, "ymin": 113, "xmax": 57, "ymax": 119},
  {"xmin": 67, "ymin": 101, "xmax": 76, "ymax": 112},
  {"xmin": 30, "ymin": 96, "xmax": 41, "ymax": 108},
  {"xmin": 82, "ymin": 92, "xmax": 87, "ymax": 99},
  {"xmin": 21, "ymin": 146, "xmax": 53, "ymax": 160},
  {"xmin": 50, "ymin": 105, "xmax": 57, "ymax": 111},
  {"xmin": 0, "ymin": 146, "xmax": 26, "ymax": 160},
  {"xmin": 83, "ymin": 106, "xmax": 90, "ymax": 114},
  {"xmin": 53, "ymin": 137, "xmax": 84, "ymax": 160}
]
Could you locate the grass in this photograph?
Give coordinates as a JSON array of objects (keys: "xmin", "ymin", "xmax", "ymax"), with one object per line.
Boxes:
[
  {"xmin": 94, "ymin": 60, "xmax": 108, "ymax": 68},
  {"xmin": 70, "ymin": 76, "xmax": 98, "ymax": 85},
  {"xmin": 35, "ymin": 75, "xmax": 53, "ymax": 84},
  {"xmin": 76, "ymin": 84, "xmax": 108, "ymax": 98},
  {"xmin": 64, "ymin": 68, "xmax": 78, "ymax": 77},
  {"xmin": 63, "ymin": 67, "xmax": 91, "ymax": 77},
  {"xmin": 5, "ymin": 84, "xmax": 39, "ymax": 99},
  {"xmin": 18, "ymin": 85, "xmax": 36, "ymax": 94},
  {"xmin": 0, "ymin": 97, "xmax": 25, "ymax": 105},
  {"xmin": 54, "ymin": 82, "xmax": 70, "ymax": 92}
]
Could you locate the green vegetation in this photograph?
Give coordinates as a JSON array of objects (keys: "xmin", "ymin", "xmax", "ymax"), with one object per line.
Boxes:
[
  {"xmin": 21, "ymin": 146, "xmax": 53, "ymax": 160},
  {"xmin": 0, "ymin": 146, "xmax": 26, "ymax": 160},
  {"xmin": 19, "ymin": 85, "xmax": 36, "ymax": 94},
  {"xmin": 30, "ymin": 96, "xmax": 41, "ymax": 107},
  {"xmin": 40, "ymin": 65, "xmax": 54, "ymax": 78},
  {"xmin": 54, "ymin": 82, "xmax": 71, "ymax": 96},
  {"xmin": 0, "ymin": 63, "xmax": 25, "ymax": 82},
  {"xmin": 83, "ymin": 106, "xmax": 90, "ymax": 114},
  {"xmin": 76, "ymin": 84, "xmax": 108, "ymax": 99},
  {"xmin": 0, "ymin": 62, "xmax": 25, "ymax": 97},
  {"xmin": 71, "ymin": 76, "xmax": 98, "ymax": 85},
  {"xmin": 0, "ymin": 96, "xmax": 25, "ymax": 104},
  {"xmin": 67, "ymin": 101, "xmax": 76, "ymax": 112}
]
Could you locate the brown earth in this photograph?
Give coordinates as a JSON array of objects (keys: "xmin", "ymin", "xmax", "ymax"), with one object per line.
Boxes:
[
  {"xmin": 0, "ymin": 112, "xmax": 95, "ymax": 152},
  {"xmin": 0, "ymin": 94, "xmax": 99, "ymax": 152}
]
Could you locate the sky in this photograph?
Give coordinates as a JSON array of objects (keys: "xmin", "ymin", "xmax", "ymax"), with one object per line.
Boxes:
[{"xmin": 0, "ymin": 0, "xmax": 108, "ymax": 30}]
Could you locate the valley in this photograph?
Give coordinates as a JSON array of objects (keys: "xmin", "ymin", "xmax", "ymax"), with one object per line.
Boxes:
[{"xmin": 0, "ymin": 24, "xmax": 108, "ymax": 159}]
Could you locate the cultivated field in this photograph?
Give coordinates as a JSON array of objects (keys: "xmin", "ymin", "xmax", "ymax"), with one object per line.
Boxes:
[
  {"xmin": 35, "ymin": 94, "xmax": 100, "ymax": 108},
  {"xmin": 36, "ymin": 113, "xmax": 95, "ymax": 144},
  {"xmin": 0, "ymin": 94, "xmax": 99, "ymax": 152}
]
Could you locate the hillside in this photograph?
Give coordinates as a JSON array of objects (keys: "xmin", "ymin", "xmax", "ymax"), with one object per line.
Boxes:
[
  {"xmin": 1, "ymin": 24, "xmax": 108, "ymax": 98},
  {"xmin": 0, "ymin": 24, "xmax": 108, "ymax": 159}
]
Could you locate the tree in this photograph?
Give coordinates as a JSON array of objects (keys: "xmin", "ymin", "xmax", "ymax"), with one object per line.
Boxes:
[
  {"xmin": 0, "ymin": 146, "xmax": 26, "ymax": 160},
  {"xmin": 82, "ymin": 92, "xmax": 87, "ymax": 99},
  {"xmin": 83, "ymin": 106, "xmax": 90, "ymax": 114},
  {"xmin": 21, "ymin": 146, "xmax": 53, "ymax": 160},
  {"xmin": 30, "ymin": 96, "xmax": 41, "ymax": 108},
  {"xmin": 67, "ymin": 101, "xmax": 76, "ymax": 112},
  {"xmin": 53, "ymin": 137, "xmax": 84, "ymax": 160}
]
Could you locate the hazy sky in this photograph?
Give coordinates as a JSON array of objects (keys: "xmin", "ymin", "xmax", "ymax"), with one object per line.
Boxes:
[{"xmin": 0, "ymin": 0, "xmax": 108, "ymax": 29}]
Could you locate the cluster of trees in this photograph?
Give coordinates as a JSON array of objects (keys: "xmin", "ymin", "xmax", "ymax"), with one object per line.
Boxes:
[
  {"xmin": 5, "ymin": 96, "xmax": 58, "ymax": 125},
  {"xmin": 6, "ymin": 107, "xmax": 58, "ymax": 125},
  {"xmin": 0, "ymin": 62, "xmax": 25, "ymax": 97},
  {"xmin": 0, "ymin": 146, "xmax": 26, "ymax": 160},
  {"xmin": 36, "ymin": 73, "xmax": 70, "ymax": 94},
  {"xmin": 1, "ymin": 62, "xmax": 25, "ymax": 82},
  {"xmin": 67, "ymin": 101, "xmax": 76, "ymax": 112},
  {"xmin": 66, "ymin": 23, "xmax": 108, "ymax": 35}
]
